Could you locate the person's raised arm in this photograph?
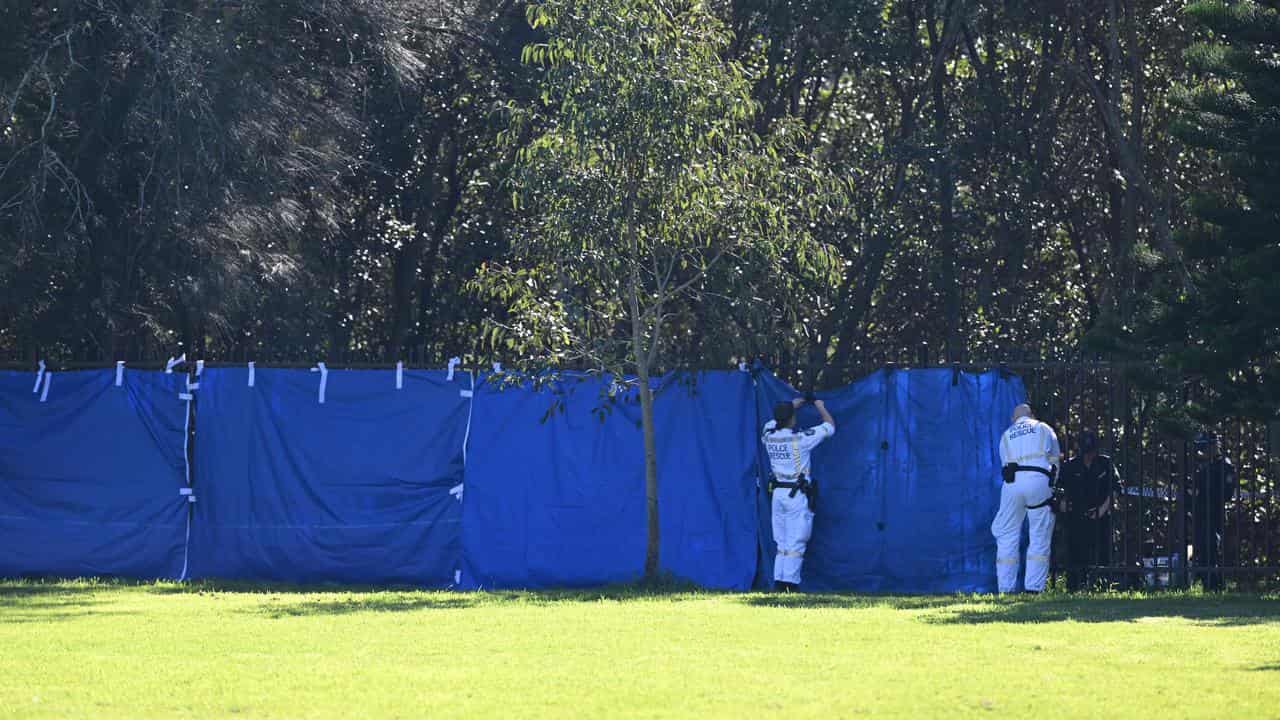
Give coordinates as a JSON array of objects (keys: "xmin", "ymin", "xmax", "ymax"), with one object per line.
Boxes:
[{"xmin": 815, "ymin": 399, "xmax": 835, "ymax": 429}]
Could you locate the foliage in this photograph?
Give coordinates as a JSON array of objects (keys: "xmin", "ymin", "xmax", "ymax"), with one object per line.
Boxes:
[
  {"xmin": 1146, "ymin": 0, "xmax": 1280, "ymax": 420},
  {"xmin": 480, "ymin": 0, "xmax": 843, "ymax": 373},
  {"xmin": 0, "ymin": 0, "xmax": 1273, "ymax": 430}
]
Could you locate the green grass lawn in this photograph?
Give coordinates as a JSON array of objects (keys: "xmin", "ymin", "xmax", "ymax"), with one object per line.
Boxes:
[{"xmin": 2, "ymin": 580, "xmax": 1278, "ymax": 719}]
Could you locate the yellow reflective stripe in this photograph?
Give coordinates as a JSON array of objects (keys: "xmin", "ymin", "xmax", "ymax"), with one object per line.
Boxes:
[
  {"xmin": 996, "ymin": 557, "xmax": 1019, "ymax": 565},
  {"xmin": 1027, "ymin": 554, "xmax": 1050, "ymax": 563},
  {"xmin": 791, "ymin": 434, "xmax": 801, "ymax": 476}
]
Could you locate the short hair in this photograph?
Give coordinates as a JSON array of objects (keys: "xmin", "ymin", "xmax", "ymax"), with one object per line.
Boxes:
[
  {"xmin": 1011, "ymin": 403, "xmax": 1033, "ymax": 422},
  {"xmin": 773, "ymin": 401, "xmax": 795, "ymax": 427}
]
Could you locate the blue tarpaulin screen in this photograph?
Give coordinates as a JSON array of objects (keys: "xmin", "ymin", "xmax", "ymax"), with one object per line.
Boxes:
[
  {"xmin": 753, "ymin": 367, "xmax": 1025, "ymax": 592},
  {"xmin": 0, "ymin": 369, "xmax": 189, "ymax": 579},
  {"xmin": 188, "ymin": 368, "xmax": 468, "ymax": 585},
  {"xmin": 2, "ymin": 364, "xmax": 1022, "ymax": 592},
  {"xmin": 460, "ymin": 371, "xmax": 758, "ymax": 590}
]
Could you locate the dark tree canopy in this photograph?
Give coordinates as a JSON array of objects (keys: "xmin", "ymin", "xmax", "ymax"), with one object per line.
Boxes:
[{"xmin": 0, "ymin": 0, "xmax": 1274, "ymax": 420}]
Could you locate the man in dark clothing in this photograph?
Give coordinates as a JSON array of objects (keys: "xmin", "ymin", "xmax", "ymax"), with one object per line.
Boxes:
[
  {"xmin": 1190, "ymin": 432, "xmax": 1236, "ymax": 592},
  {"xmin": 1058, "ymin": 432, "xmax": 1122, "ymax": 591}
]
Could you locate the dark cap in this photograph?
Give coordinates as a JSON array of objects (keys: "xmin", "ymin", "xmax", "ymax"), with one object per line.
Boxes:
[
  {"xmin": 1079, "ymin": 431, "xmax": 1099, "ymax": 454},
  {"xmin": 773, "ymin": 401, "xmax": 795, "ymax": 427}
]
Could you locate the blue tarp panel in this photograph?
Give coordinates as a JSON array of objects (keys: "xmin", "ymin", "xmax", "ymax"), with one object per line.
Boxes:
[
  {"xmin": 653, "ymin": 372, "xmax": 758, "ymax": 590},
  {"xmin": 0, "ymin": 369, "xmax": 189, "ymax": 579},
  {"xmin": 460, "ymin": 371, "xmax": 758, "ymax": 590},
  {"xmin": 188, "ymin": 368, "xmax": 468, "ymax": 585},
  {"xmin": 754, "ymin": 368, "xmax": 1025, "ymax": 592}
]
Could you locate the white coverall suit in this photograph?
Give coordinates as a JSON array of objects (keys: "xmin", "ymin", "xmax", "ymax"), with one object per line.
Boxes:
[
  {"xmin": 762, "ymin": 419, "xmax": 835, "ymax": 585},
  {"xmin": 993, "ymin": 416, "xmax": 1061, "ymax": 592}
]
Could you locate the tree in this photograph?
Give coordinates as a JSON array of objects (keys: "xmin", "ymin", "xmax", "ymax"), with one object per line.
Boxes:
[
  {"xmin": 1149, "ymin": 0, "xmax": 1280, "ymax": 419},
  {"xmin": 479, "ymin": 0, "xmax": 844, "ymax": 578}
]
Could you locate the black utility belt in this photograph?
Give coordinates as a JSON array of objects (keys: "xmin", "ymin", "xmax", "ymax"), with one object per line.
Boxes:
[
  {"xmin": 1002, "ymin": 463, "xmax": 1055, "ymax": 484},
  {"xmin": 768, "ymin": 476, "xmax": 815, "ymax": 497}
]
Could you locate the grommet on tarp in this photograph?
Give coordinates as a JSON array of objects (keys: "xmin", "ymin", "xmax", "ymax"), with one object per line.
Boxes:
[
  {"xmin": 311, "ymin": 362, "xmax": 328, "ymax": 404},
  {"xmin": 32, "ymin": 360, "xmax": 45, "ymax": 393},
  {"xmin": 115, "ymin": 361, "xmax": 125, "ymax": 387},
  {"xmin": 447, "ymin": 357, "xmax": 461, "ymax": 382},
  {"xmin": 165, "ymin": 354, "xmax": 186, "ymax": 374},
  {"xmin": 39, "ymin": 371, "xmax": 51, "ymax": 402},
  {"xmin": 247, "ymin": 362, "xmax": 256, "ymax": 387},
  {"xmin": 396, "ymin": 361, "xmax": 404, "ymax": 390},
  {"xmin": 179, "ymin": 487, "xmax": 196, "ymax": 503}
]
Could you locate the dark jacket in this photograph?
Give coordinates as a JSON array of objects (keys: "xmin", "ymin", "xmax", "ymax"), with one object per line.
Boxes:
[{"xmin": 1058, "ymin": 454, "xmax": 1121, "ymax": 518}]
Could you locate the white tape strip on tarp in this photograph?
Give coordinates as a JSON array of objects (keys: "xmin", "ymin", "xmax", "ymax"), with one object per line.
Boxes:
[
  {"xmin": 115, "ymin": 361, "xmax": 125, "ymax": 387},
  {"xmin": 396, "ymin": 361, "xmax": 403, "ymax": 390},
  {"xmin": 165, "ymin": 354, "xmax": 186, "ymax": 374},
  {"xmin": 39, "ymin": 372, "xmax": 51, "ymax": 402},
  {"xmin": 179, "ymin": 389, "xmax": 193, "ymax": 582},
  {"xmin": 462, "ymin": 370, "xmax": 475, "ymax": 463},
  {"xmin": 454, "ymin": 369, "xmax": 475, "ymax": 506},
  {"xmin": 311, "ymin": 362, "xmax": 328, "ymax": 404},
  {"xmin": 247, "ymin": 361, "xmax": 256, "ymax": 387},
  {"xmin": 447, "ymin": 357, "xmax": 461, "ymax": 382},
  {"xmin": 32, "ymin": 360, "xmax": 45, "ymax": 393}
]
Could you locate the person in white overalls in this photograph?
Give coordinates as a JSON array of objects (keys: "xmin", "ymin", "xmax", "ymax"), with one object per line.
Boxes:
[
  {"xmin": 992, "ymin": 403, "xmax": 1061, "ymax": 594},
  {"xmin": 762, "ymin": 396, "xmax": 835, "ymax": 591}
]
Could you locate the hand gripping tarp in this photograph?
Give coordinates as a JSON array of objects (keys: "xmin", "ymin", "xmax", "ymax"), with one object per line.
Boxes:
[
  {"xmin": 188, "ymin": 367, "xmax": 468, "ymax": 585},
  {"xmin": 459, "ymin": 371, "xmax": 758, "ymax": 590},
  {"xmin": 754, "ymin": 367, "xmax": 1025, "ymax": 592},
  {"xmin": 0, "ymin": 369, "xmax": 189, "ymax": 578}
]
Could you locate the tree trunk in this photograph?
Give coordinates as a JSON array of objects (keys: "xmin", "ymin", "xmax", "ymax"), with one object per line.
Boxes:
[
  {"xmin": 629, "ymin": 256, "xmax": 660, "ymax": 580},
  {"xmin": 636, "ymin": 356, "xmax": 659, "ymax": 580}
]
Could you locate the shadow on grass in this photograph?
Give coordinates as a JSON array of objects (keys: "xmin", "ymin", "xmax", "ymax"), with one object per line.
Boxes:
[
  {"xmin": 0, "ymin": 609, "xmax": 133, "ymax": 624},
  {"xmin": 0, "ymin": 581, "xmax": 116, "ymax": 623},
  {"xmin": 736, "ymin": 592, "xmax": 1280, "ymax": 626},
  {"xmin": 253, "ymin": 595, "xmax": 484, "ymax": 618},
  {"xmin": 921, "ymin": 595, "xmax": 1280, "ymax": 626},
  {"xmin": 1251, "ymin": 664, "xmax": 1280, "ymax": 671},
  {"xmin": 3, "ymin": 578, "xmax": 1278, "ymax": 625},
  {"xmin": 737, "ymin": 594, "xmax": 962, "ymax": 611}
]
